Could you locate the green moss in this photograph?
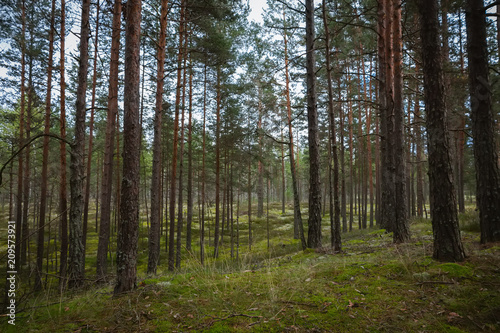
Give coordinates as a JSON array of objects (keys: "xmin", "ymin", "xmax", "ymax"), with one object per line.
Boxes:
[{"xmin": 437, "ymin": 263, "xmax": 473, "ymax": 278}]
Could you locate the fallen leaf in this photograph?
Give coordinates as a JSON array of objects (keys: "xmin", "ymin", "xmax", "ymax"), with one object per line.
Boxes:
[{"xmin": 64, "ymin": 307, "xmax": 69, "ymax": 312}]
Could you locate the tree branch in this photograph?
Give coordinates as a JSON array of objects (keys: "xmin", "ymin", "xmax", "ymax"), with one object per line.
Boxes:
[{"xmin": 0, "ymin": 133, "xmax": 72, "ymax": 186}]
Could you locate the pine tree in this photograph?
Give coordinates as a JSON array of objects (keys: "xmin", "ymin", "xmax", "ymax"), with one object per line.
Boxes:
[
  {"xmin": 305, "ymin": 0, "xmax": 322, "ymax": 249},
  {"xmin": 465, "ymin": 0, "xmax": 500, "ymax": 243},
  {"xmin": 69, "ymin": 0, "xmax": 91, "ymax": 289},
  {"xmin": 115, "ymin": 0, "xmax": 142, "ymax": 294},
  {"xmin": 418, "ymin": 0, "xmax": 466, "ymax": 261}
]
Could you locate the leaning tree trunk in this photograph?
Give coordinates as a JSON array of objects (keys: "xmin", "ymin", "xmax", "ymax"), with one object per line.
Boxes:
[
  {"xmin": 466, "ymin": 0, "xmax": 500, "ymax": 243},
  {"xmin": 305, "ymin": 0, "xmax": 322, "ymax": 249},
  {"xmin": 418, "ymin": 0, "xmax": 466, "ymax": 261}
]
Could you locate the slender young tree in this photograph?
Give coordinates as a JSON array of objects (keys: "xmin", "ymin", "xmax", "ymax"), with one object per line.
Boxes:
[
  {"xmin": 257, "ymin": 87, "xmax": 264, "ymax": 218},
  {"xmin": 36, "ymin": 0, "xmax": 56, "ymax": 291},
  {"xmin": 186, "ymin": 54, "xmax": 194, "ymax": 252},
  {"xmin": 418, "ymin": 0, "xmax": 466, "ymax": 261},
  {"xmin": 305, "ymin": 0, "xmax": 322, "ymax": 248},
  {"xmin": 97, "ymin": 0, "xmax": 122, "ymax": 280},
  {"xmin": 176, "ymin": 25, "xmax": 188, "ymax": 268},
  {"xmin": 59, "ymin": 0, "xmax": 68, "ymax": 284},
  {"xmin": 283, "ymin": 7, "xmax": 305, "ymax": 249},
  {"xmin": 200, "ymin": 63, "xmax": 207, "ymax": 265},
  {"xmin": 83, "ymin": 0, "xmax": 101, "ymax": 253},
  {"xmin": 148, "ymin": 0, "xmax": 169, "ymax": 275},
  {"xmin": 465, "ymin": 0, "xmax": 500, "ymax": 243},
  {"xmin": 15, "ymin": 0, "xmax": 27, "ymax": 272},
  {"xmin": 115, "ymin": 0, "xmax": 142, "ymax": 294},
  {"xmin": 322, "ymin": 0, "xmax": 341, "ymax": 251},
  {"xmin": 214, "ymin": 66, "xmax": 222, "ymax": 258},
  {"xmin": 169, "ymin": 0, "xmax": 186, "ymax": 271}
]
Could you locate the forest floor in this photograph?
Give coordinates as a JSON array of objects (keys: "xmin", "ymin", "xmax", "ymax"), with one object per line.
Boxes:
[{"xmin": 1, "ymin": 205, "xmax": 500, "ymax": 332}]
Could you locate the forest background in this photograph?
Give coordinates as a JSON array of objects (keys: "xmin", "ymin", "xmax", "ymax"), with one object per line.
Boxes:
[{"xmin": 0, "ymin": 0, "xmax": 499, "ymax": 331}]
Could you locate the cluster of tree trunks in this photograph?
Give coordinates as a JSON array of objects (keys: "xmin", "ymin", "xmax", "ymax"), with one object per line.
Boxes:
[{"xmin": 5, "ymin": 0, "xmax": 500, "ymax": 300}]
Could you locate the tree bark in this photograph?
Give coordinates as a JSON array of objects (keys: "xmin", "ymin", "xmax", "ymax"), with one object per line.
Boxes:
[
  {"xmin": 97, "ymin": 0, "xmax": 121, "ymax": 280},
  {"xmin": 257, "ymin": 89, "xmax": 264, "ymax": 218},
  {"xmin": 418, "ymin": 0, "xmax": 466, "ymax": 261},
  {"xmin": 168, "ymin": 0, "xmax": 185, "ymax": 271},
  {"xmin": 59, "ymin": 0, "xmax": 68, "ymax": 285},
  {"xmin": 36, "ymin": 0, "xmax": 56, "ymax": 291},
  {"xmin": 176, "ymin": 26, "xmax": 188, "ymax": 268},
  {"xmin": 322, "ymin": 0, "xmax": 341, "ymax": 251},
  {"xmin": 186, "ymin": 55, "xmax": 193, "ymax": 252},
  {"xmin": 214, "ymin": 65, "xmax": 222, "ymax": 258},
  {"xmin": 283, "ymin": 7, "xmax": 306, "ymax": 249},
  {"xmin": 115, "ymin": 0, "xmax": 142, "ymax": 294},
  {"xmin": 392, "ymin": 0, "xmax": 410, "ymax": 243},
  {"xmin": 148, "ymin": 0, "xmax": 168, "ymax": 275},
  {"xmin": 69, "ymin": 0, "xmax": 90, "ymax": 289},
  {"xmin": 15, "ymin": 0, "xmax": 26, "ymax": 272},
  {"xmin": 466, "ymin": 0, "xmax": 500, "ymax": 243},
  {"xmin": 305, "ymin": 0, "xmax": 322, "ymax": 248},
  {"xmin": 83, "ymin": 0, "xmax": 101, "ymax": 254},
  {"xmin": 200, "ymin": 63, "xmax": 207, "ymax": 265}
]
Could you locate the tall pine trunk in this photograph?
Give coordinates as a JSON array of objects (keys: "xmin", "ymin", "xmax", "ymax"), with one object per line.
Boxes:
[
  {"xmin": 15, "ymin": 0, "xmax": 26, "ymax": 272},
  {"xmin": 97, "ymin": 0, "xmax": 121, "ymax": 280},
  {"xmin": 148, "ymin": 0, "xmax": 168, "ymax": 275},
  {"xmin": 283, "ymin": 7, "xmax": 306, "ymax": 249},
  {"xmin": 305, "ymin": 0, "xmax": 322, "ymax": 248},
  {"xmin": 214, "ymin": 66, "xmax": 222, "ymax": 257},
  {"xmin": 59, "ymin": 0, "xmax": 68, "ymax": 285},
  {"xmin": 322, "ymin": 0, "xmax": 341, "ymax": 251},
  {"xmin": 392, "ymin": 0, "xmax": 410, "ymax": 243},
  {"xmin": 466, "ymin": 0, "xmax": 500, "ymax": 243},
  {"xmin": 69, "ymin": 0, "xmax": 90, "ymax": 289},
  {"xmin": 168, "ymin": 0, "xmax": 185, "ymax": 270},
  {"xmin": 83, "ymin": 1, "xmax": 101, "ymax": 254},
  {"xmin": 418, "ymin": 0, "xmax": 465, "ymax": 261},
  {"xmin": 115, "ymin": 0, "xmax": 142, "ymax": 294},
  {"xmin": 36, "ymin": 0, "xmax": 56, "ymax": 291},
  {"xmin": 186, "ymin": 55, "xmax": 193, "ymax": 252}
]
